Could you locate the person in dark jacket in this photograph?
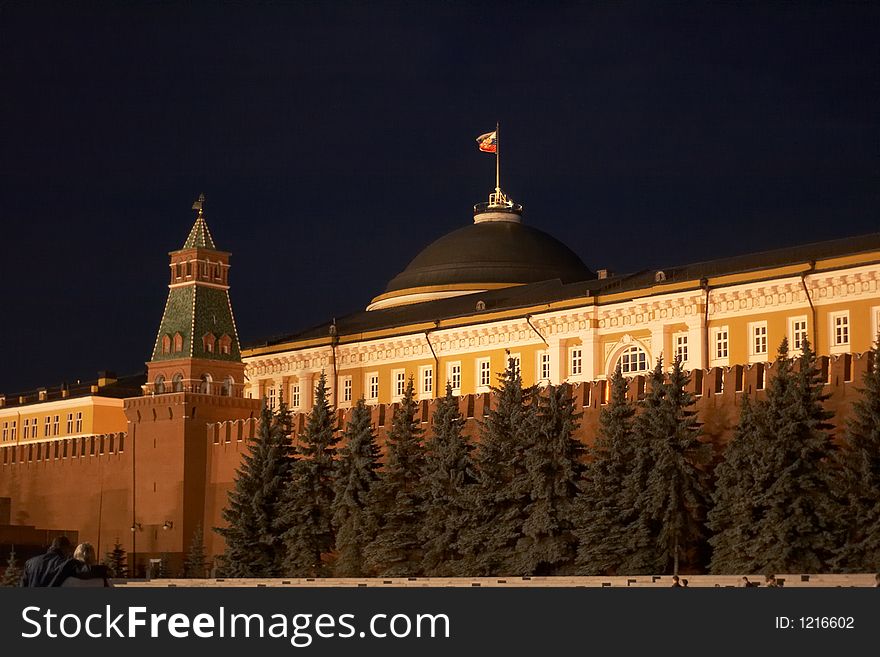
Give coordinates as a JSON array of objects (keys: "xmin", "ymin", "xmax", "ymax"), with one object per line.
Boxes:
[{"xmin": 21, "ymin": 536, "xmax": 76, "ymax": 587}]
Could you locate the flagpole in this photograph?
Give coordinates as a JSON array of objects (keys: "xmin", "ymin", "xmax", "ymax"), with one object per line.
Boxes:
[{"xmin": 495, "ymin": 121, "xmax": 501, "ymax": 198}]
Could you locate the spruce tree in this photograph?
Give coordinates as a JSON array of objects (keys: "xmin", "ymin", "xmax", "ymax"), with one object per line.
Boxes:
[
  {"xmin": 514, "ymin": 383, "xmax": 584, "ymax": 575},
  {"xmin": 833, "ymin": 336, "xmax": 880, "ymax": 572},
  {"xmin": 419, "ymin": 383, "xmax": 476, "ymax": 576},
  {"xmin": 750, "ymin": 338, "xmax": 836, "ymax": 573},
  {"xmin": 279, "ymin": 372, "xmax": 340, "ymax": 577},
  {"xmin": 183, "ymin": 524, "xmax": 207, "ymax": 578},
  {"xmin": 215, "ymin": 399, "xmax": 295, "ymax": 577},
  {"xmin": 363, "ymin": 378, "xmax": 425, "ymax": 576},
  {"xmin": 104, "ymin": 541, "xmax": 128, "ymax": 578},
  {"xmin": 1, "ymin": 547, "xmax": 22, "ymax": 587},
  {"xmin": 575, "ymin": 363, "xmax": 636, "ymax": 575},
  {"xmin": 458, "ymin": 357, "xmax": 537, "ymax": 576},
  {"xmin": 157, "ymin": 553, "xmax": 171, "ymax": 578},
  {"xmin": 617, "ymin": 361, "xmax": 667, "ymax": 574},
  {"xmin": 708, "ymin": 395, "xmax": 765, "ymax": 574},
  {"xmin": 641, "ymin": 357, "xmax": 710, "ymax": 575},
  {"xmin": 332, "ymin": 398, "xmax": 381, "ymax": 577}
]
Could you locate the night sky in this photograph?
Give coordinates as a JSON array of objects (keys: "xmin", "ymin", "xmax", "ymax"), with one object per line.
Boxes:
[{"xmin": 1, "ymin": 1, "xmax": 878, "ymax": 394}]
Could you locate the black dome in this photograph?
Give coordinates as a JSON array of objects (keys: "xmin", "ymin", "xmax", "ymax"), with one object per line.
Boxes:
[{"xmin": 383, "ymin": 221, "xmax": 594, "ymax": 294}]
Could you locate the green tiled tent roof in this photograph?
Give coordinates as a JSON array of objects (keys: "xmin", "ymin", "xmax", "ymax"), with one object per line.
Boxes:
[{"xmin": 182, "ymin": 215, "xmax": 216, "ymax": 249}]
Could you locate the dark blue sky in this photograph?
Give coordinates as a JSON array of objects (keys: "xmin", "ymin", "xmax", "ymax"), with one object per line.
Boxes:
[{"xmin": 1, "ymin": 1, "xmax": 878, "ymax": 393}]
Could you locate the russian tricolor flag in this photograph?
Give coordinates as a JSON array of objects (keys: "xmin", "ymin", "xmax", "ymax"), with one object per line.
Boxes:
[{"xmin": 476, "ymin": 131, "xmax": 497, "ymax": 153}]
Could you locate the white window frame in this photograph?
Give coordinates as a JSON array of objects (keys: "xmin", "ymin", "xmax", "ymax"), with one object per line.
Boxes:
[
  {"xmin": 366, "ymin": 372, "xmax": 379, "ymax": 402},
  {"xmin": 830, "ymin": 311, "xmax": 850, "ymax": 354},
  {"xmin": 569, "ymin": 346, "xmax": 583, "ymax": 378},
  {"xmin": 66, "ymin": 413, "xmax": 74, "ymax": 434},
  {"xmin": 392, "ymin": 369, "xmax": 406, "ymax": 401},
  {"xmin": 23, "ymin": 418, "xmax": 30, "ymax": 440},
  {"xmin": 617, "ymin": 345, "xmax": 648, "ymax": 375},
  {"xmin": 711, "ymin": 326, "xmax": 729, "ymax": 366},
  {"xmin": 290, "ymin": 384, "xmax": 301, "ymax": 409},
  {"xmin": 475, "ymin": 357, "xmax": 491, "ymax": 392},
  {"xmin": 1, "ymin": 422, "xmax": 6, "ymax": 442},
  {"xmin": 673, "ymin": 331, "xmax": 689, "ymax": 365},
  {"xmin": 341, "ymin": 376, "xmax": 352, "ymax": 405},
  {"xmin": 53, "ymin": 415, "xmax": 59, "ymax": 436},
  {"xmin": 10, "ymin": 421, "xmax": 16, "ymax": 441},
  {"xmin": 419, "ymin": 365, "xmax": 433, "ymax": 399},
  {"xmin": 266, "ymin": 386, "xmax": 277, "ymax": 410},
  {"xmin": 749, "ymin": 321, "xmax": 768, "ymax": 362},
  {"xmin": 75, "ymin": 412, "xmax": 83, "ymax": 434},
  {"xmin": 447, "ymin": 361, "xmax": 462, "ymax": 395},
  {"xmin": 789, "ymin": 315, "xmax": 809, "ymax": 353},
  {"xmin": 537, "ymin": 350, "xmax": 551, "ymax": 383},
  {"xmin": 44, "ymin": 416, "xmax": 51, "ymax": 437}
]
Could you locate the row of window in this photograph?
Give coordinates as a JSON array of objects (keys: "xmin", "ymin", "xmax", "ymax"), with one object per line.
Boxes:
[
  {"xmin": 172, "ymin": 260, "xmax": 226, "ymax": 283},
  {"xmin": 1, "ymin": 412, "xmax": 83, "ymax": 442},
  {"xmin": 160, "ymin": 332, "xmax": 232, "ymax": 356},
  {"xmin": 712, "ymin": 312, "xmax": 850, "ymax": 363},
  {"xmin": 154, "ymin": 374, "xmax": 236, "ymax": 395},
  {"xmin": 257, "ymin": 310, "xmax": 862, "ymax": 406},
  {"xmin": 1, "ymin": 434, "xmax": 124, "ymax": 465}
]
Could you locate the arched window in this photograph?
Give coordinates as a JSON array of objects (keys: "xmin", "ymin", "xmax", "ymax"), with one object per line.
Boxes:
[
  {"xmin": 203, "ymin": 332, "xmax": 216, "ymax": 354},
  {"xmin": 172, "ymin": 373, "xmax": 184, "ymax": 392},
  {"xmin": 617, "ymin": 345, "xmax": 649, "ymax": 374},
  {"xmin": 154, "ymin": 375, "xmax": 166, "ymax": 394},
  {"xmin": 218, "ymin": 334, "xmax": 232, "ymax": 355},
  {"xmin": 200, "ymin": 373, "xmax": 213, "ymax": 395},
  {"xmin": 161, "ymin": 335, "xmax": 171, "ymax": 354},
  {"xmin": 223, "ymin": 376, "xmax": 235, "ymax": 397},
  {"xmin": 173, "ymin": 332, "xmax": 184, "ymax": 353}
]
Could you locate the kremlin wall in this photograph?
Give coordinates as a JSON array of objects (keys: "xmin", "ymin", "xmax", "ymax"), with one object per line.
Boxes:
[{"xmin": 2, "ymin": 191, "xmax": 879, "ymax": 577}]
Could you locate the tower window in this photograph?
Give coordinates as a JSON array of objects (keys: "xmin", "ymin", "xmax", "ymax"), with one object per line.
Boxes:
[
  {"xmin": 162, "ymin": 334, "xmax": 171, "ymax": 354},
  {"xmin": 173, "ymin": 332, "xmax": 184, "ymax": 353},
  {"xmin": 155, "ymin": 375, "xmax": 166, "ymax": 394},
  {"xmin": 219, "ymin": 334, "xmax": 232, "ymax": 355},
  {"xmin": 203, "ymin": 332, "xmax": 216, "ymax": 354},
  {"xmin": 223, "ymin": 376, "xmax": 234, "ymax": 397},
  {"xmin": 172, "ymin": 373, "xmax": 184, "ymax": 392}
]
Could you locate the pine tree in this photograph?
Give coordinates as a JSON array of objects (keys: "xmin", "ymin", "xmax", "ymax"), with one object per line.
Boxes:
[
  {"xmin": 575, "ymin": 363, "xmax": 636, "ymax": 575},
  {"xmin": 708, "ymin": 395, "xmax": 765, "ymax": 574},
  {"xmin": 458, "ymin": 357, "xmax": 537, "ymax": 576},
  {"xmin": 833, "ymin": 336, "xmax": 880, "ymax": 572},
  {"xmin": 104, "ymin": 540, "xmax": 127, "ymax": 578},
  {"xmin": 418, "ymin": 383, "xmax": 476, "ymax": 576},
  {"xmin": 512, "ymin": 383, "xmax": 584, "ymax": 575},
  {"xmin": 1, "ymin": 547, "xmax": 22, "ymax": 587},
  {"xmin": 332, "ymin": 398, "xmax": 382, "ymax": 577},
  {"xmin": 641, "ymin": 357, "xmax": 710, "ymax": 575},
  {"xmin": 215, "ymin": 399, "xmax": 295, "ymax": 577},
  {"xmin": 183, "ymin": 524, "xmax": 207, "ymax": 578},
  {"xmin": 363, "ymin": 378, "xmax": 425, "ymax": 576},
  {"xmin": 750, "ymin": 338, "xmax": 836, "ymax": 572},
  {"xmin": 157, "ymin": 553, "xmax": 171, "ymax": 578},
  {"xmin": 279, "ymin": 372, "xmax": 340, "ymax": 577}
]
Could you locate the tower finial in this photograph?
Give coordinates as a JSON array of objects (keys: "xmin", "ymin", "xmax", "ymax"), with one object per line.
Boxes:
[{"xmin": 192, "ymin": 193, "xmax": 205, "ymax": 217}]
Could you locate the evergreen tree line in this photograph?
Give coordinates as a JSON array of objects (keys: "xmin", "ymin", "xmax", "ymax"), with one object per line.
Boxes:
[{"xmin": 216, "ymin": 338, "xmax": 880, "ymax": 577}]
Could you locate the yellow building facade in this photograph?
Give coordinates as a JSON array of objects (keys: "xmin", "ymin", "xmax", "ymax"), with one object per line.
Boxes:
[{"xmin": 242, "ymin": 192, "xmax": 880, "ymax": 408}]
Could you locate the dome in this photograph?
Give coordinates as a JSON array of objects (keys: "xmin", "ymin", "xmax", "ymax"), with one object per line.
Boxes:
[{"xmin": 368, "ymin": 204, "xmax": 594, "ymax": 310}]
